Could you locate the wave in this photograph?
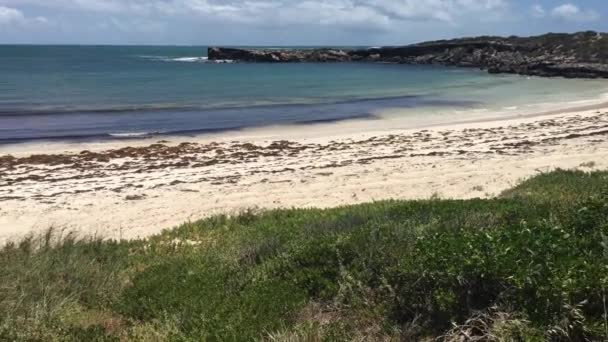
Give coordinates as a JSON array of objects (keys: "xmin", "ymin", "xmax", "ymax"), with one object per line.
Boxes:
[
  {"xmin": 170, "ymin": 56, "xmax": 208, "ymax": 62},
  {"xmin": 0, "ymin": 95, "xmax": 484, "ymax": 144},
  {"xmin": 0, "ymin": 95, "xmax": 437, "ymax": 117},
  {"xmin": 0, "ymin": 112, "xmax": 381, "ymax": 145},
  {"xmin": 0, "ymin": 104, "xmax": 204, "ymax": 116},
  {"xmin": 135, "ymin": 55, "xmax": 233, "ymax": 63},
  {"xmin": 108, "ymin": 131, "xmax": 161, "ymax": 138}
]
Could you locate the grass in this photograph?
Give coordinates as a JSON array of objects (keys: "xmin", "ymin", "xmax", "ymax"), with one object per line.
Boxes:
[{"xmin": 1, "ymin": 169, "xmax": 608, "ymax": 341}]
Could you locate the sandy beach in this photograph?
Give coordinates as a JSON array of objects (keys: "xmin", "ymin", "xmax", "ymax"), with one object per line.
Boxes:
[{"xmin": 1, "ymin": 104, "xmax": 608, "ymax": 244}]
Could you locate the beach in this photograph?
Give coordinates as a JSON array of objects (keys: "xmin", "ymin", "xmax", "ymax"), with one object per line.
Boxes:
[{"xmin": 1, "ymin": 103, "xmax": 607, "ymax": 245}]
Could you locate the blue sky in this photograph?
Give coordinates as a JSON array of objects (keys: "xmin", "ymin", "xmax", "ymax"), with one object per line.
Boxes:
[{"xmin": 0, "ymin": 0, "xmax": 606, "ymax": 45}]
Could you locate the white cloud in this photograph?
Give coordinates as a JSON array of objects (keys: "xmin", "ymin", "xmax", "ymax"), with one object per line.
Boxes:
[
  {"xmin": 108, "ymin": 17, "xmax": 166, "ymax": 33},
  {"xmin": 530, "ymin": 4, "xmax": 545, "ymax": 18},
  {"xmin": 0, "ymin": 5, "xmax": 24, "ymax": 24},
  {"xmin": 0, "ymin": 5, "xmax": 49, "ymax": 27},
  {"xmin": 551, "ymin": 3, "xmax": 599, "ymax": 22},
  {"xmin": 0, "ymin": 0, "xmax": 510, "ymax": 29},
  {"xmin": 354, "ymin": 0, "xmax": 508, "ymax": 23}
]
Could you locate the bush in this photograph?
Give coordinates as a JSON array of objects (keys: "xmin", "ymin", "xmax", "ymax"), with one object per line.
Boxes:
[{"xmin": 1, "ymin": 170, "xmax": 607, "ymax": 340}]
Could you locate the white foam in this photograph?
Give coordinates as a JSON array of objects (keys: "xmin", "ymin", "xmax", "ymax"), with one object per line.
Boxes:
[
  {"xmin": 136, "ymin": 55, "xmax": 212, "ymax": 63},
  {"xmin": 171, "ymin": 57, "xmax": 208, "ymax": 63},
  {"xmin": 109, "ymin": 132, "xmax": 157, "ymax": 138},
  {"xmin": 209, "ymin": 59, "xmax": 235, "ymax": 64},
  {"xmin": 138, "ymin": 56, "xmax": 234, "ymax": 64}
]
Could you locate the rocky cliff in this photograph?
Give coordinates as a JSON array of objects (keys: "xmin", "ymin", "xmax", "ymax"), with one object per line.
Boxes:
[{"xmin": 208, "ymin": 31, "xmax": 608, "ymax": 78}]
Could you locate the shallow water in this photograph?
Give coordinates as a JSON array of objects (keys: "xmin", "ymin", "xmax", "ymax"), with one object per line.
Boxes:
[{"xmin": 1, "ymin": 45, "xmax": 607, "ymax": 143}]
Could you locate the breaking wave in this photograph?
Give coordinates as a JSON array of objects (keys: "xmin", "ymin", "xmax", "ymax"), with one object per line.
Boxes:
[{"xmin": 135, "ymin": 55, "xmax": 233, "ymax": 63}]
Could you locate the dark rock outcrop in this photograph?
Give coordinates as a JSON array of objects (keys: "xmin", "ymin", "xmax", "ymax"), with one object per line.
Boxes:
[
  {"xmin": 208, "ymin": 31, "xmax": 608, "ymax": 78},
  {"xmin": 208, "ymin": 47, "xmax": 353, "ymax": 63}
]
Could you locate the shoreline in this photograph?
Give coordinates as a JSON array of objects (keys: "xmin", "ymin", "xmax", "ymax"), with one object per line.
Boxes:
[
  {"xmin": 3, "ymin": 67, "xmax": 608, "ymax": 150},
  {"xmin": 2, "ymin": 97, "xmax": 608, "ymax": 157},
  {"xmin": 1, "ymin": 102, "xmax": 608, "ymax": 244}
]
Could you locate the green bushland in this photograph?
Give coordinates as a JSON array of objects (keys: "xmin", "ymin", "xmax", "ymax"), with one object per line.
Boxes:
[{"xmin": 1, "ymin": 169, "xmax": 607, "ymax": 341}]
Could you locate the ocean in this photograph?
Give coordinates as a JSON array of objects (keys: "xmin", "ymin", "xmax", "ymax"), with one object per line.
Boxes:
[{"xmin": 1, "ymin": 45, "xmax": 607, "ymax": 143}]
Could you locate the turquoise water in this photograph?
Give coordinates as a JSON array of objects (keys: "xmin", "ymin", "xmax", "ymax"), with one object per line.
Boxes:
[{"xmin": 1, "ymin": 45, "xmax": 607, "ymax": 142}]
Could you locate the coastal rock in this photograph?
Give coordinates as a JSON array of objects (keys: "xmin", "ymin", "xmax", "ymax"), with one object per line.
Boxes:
[
  {"xmin": 209, "ymin": 31, "xmax": 608, "ymax": 78},
  {"xmin": 208, "ymin": 47, "xmax": 352, "ymax": 63}
]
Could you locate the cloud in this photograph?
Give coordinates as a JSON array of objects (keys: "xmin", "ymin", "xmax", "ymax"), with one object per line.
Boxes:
[
  {"xmin": 305, "ymin": 0, "xmax": 509, "ymax": 24},
  {"xmin": 530, "ymin": 4, "xmax": 545, "ymax": 18},
  {"xmin": 107, "ymin": 17, "xmax": 166, "ymax": 33},
  {"xmin": 551, "ymin": 3, "xmax": 599, "ymax": 22},
  {"xmin": 8, "ymin": 0, "xmax": 605, "ymax": 45},
  {"xmin": 0, "ymin": 5, "xmax": 49, "ymax": 27},
  {"xmin": 0, "ymin": 5, "xmax": 24, "ymax": 24},
  {"xmin": 0, "ymin": 0, "xmax": 510, "ymax": 29}
]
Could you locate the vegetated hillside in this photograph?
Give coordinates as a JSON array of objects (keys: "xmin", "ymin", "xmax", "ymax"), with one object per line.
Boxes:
[
  {"xmin": 1, "ymin": 169, "xmax": 608, "ymax": 341},
  {"xmin": 209, "ymin": 31, "xmax": 608, "ymax": 78},
  {"xmin": 412, "ymin": 31, "xmax": 608, "ymax": 61}
]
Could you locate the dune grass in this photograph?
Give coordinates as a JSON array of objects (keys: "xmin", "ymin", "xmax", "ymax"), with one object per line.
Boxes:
[{"xmin": 1, "ymin": 169, "xmax": 607, "ymax": 341}]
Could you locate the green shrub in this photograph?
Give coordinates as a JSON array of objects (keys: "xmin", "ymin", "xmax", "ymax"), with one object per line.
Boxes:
[
  {"xmin": 2, "ymin": 170, "xmax": 608, "ymax": 340},
  {"xmin": 118, "ymin": 255, "xmax": 307, "ymax": 340}
]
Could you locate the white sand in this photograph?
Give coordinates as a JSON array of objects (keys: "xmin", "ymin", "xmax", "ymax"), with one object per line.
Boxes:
[{"xmin": 1, "ymin": 104, "xmax": 608, "ymax": 244}]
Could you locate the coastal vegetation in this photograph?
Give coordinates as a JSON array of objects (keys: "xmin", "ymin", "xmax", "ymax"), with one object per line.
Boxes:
[{"xmin": 1, "ymin": 169, "xmax": 607, "ymax": 341}]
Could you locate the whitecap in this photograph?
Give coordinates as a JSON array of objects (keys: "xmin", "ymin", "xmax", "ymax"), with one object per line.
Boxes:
[
  {"xmin": 135, "ymin": 55, "xmax": 237, "ymax": 64},
  {"xmin": 171, "ymin": 57, "xmax": 208, "ymax": 63},
  {"xmin": 108, "ymin": 132, "xmax": 158, "ymax": 138},
  {"xmin": 210, "ymin": 59, "xmax": 234, "ymax": 64},
  {"xmin": 135, "ymin": 55, "xmax": 210, "ymax": 63}
]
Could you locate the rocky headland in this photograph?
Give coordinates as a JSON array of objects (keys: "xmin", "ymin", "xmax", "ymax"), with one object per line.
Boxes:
[{"xmin": 209, "ymin": 31, "xmax": 608, "ymax": 78}]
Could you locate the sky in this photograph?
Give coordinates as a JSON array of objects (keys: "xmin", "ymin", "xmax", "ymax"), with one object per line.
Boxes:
[{"xmin": 0, "ymin": 0, "xmax": 606, "ymax": 45}]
